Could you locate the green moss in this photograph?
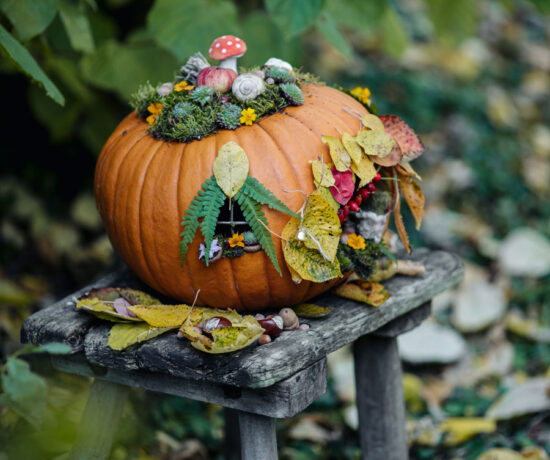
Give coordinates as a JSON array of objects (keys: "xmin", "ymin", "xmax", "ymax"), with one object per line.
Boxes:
[
  {"xmin": 217, "ymin": 103, "xmax": 242, "ymax": 130},
  {"xmin": 337, "ymin": 240, "xmax": 383, "ymax": 279},
  {"xmin": 365, "ymin": 191, "xmax": 391, "ymax": 215},
  {"xmin": 172, "ymin": 101, "xmax": 194, "ymax": 119},
  {"xmin": 222, "ymin": 245, "xmax": 245, "ymax": 258},
  {"xmin": 280, "ymin": 83, "xmax": 304, "ymax": 105},
  {"xmin": 243, "ymin": 85, "xmax": 287, "ymax": 117},
  {"xmin": 295, "ymin": 71, "xmax": 324, "ymax": 86},
  {"xmin": 130, "ymin": 82, "xmax": 160, "ymax": 118},
  {"xmin": 265, "ymin": 66, "xmax": 295, "ymax": 84}
]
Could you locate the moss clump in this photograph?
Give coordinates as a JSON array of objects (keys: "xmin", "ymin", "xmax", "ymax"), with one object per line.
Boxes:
[
  {"xmin": 337, "ymin": 240, "xmax": 383, "ymax": 279},
  {"xmin": 280, "ymin": 83, "xmax": 304, "ymax": 105},
  {"xmin": 190, "ymin": 86, "xmax": 215, "ymax": 106},
  {"xmin": 244, "ymin": 85, "xmax": 287, "ymax": 115},
  {"xmin": 172, "ymin": 101, "xmax": 194, "ymax": 119},
  {"xmin": 365, "ymin": 191, "xmax": 391, "ymax": 215},
  {"xmin": 243, "ymin": 231, "xmax": 258, "ymax": 245},
  {"xmin": 223, "ymin": 245, "xmax": 245, "ymax": 258},
  {"xmin": 217, "ymin": 103, "xmax": 242, "ymax": 130},
  {"xmin": 265, "ymin": 66, "xmax": 295, "ymax": 84},
  {"xmin": 130, "ymin": 82, "xmax": 160, "ymax": 118}
]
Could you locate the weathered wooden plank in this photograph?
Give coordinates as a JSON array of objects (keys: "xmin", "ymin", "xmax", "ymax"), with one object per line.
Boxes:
[
  {"xmin": 238, "ymin": 411, "xmax": 277, "ymax": 460},
  {"xmin": 224, "ymin": 408, "xmax": 242, "ymax": 460},
  {"xmin": 354, "ymin": 335, "xmax": 407, "ymax": 460},
  {"xmin": 50, "ymin": 354, "xmax": 327, "ymax": 418},
  {"xmin": 24, "ymin": 249, "xmax": 463, "ymax": 388},
  {"xmin": 68, "ymin": 378, "xmax": 129, "ymax": 460},
  {"xmin": 372, "ymin": 301, "xmax": 431, "ymax": 338}
]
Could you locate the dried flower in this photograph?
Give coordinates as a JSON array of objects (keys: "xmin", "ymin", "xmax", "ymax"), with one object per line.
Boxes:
[
  {"xmin": 174, "ymin": 81, "xmax": 195, "ymax": 92},
  {"xmin": 239, "ymin": 108, "xmax": 257, "ymax": 126},
  {"xmin": 347, "ymin": 233, "xmax": 366, "ymax": 250},
  {"xmin": 228, "ymin": 233, "xmax": 245, "ymax": 248},
  {"xmin": 350, "ymin": 87, "xmax": 371, "ymax": 105}
]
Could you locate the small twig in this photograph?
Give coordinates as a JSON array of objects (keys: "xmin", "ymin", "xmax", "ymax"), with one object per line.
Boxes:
[
  {"xmin": 257, "ymin": 218, "xmax": 287, "ymax": 241},
  {"xmin": 303, "ymin": 228, "xmax": 331, "ymax": 261},
  {"xmin": 342, "ymin": 106, "xmax": 363, "ymax": 120}
]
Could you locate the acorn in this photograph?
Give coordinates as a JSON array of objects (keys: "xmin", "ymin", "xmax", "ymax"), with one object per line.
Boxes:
[
  {"xmin": 258, "ymin": 315, "xmax": 283, "ymax": 338},
  {"xmin": 279, "ymin": 308, "xmax": 299, "ymax": 330},
  {"xmin": 259, "ymin": 334, "xmax": 272, "ymax": 345},
  {"xmin": 203, "ymin": 316, "xmax": 232, "ymax": 333}
]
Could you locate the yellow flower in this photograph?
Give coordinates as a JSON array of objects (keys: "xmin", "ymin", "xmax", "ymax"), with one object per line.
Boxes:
[
  {"xmin": 347, "ymin": 233, "xmax": 366, "ymax": 250},
  {"xmin": 350, "ymin": 87, "xmax": 371, "ymax": 105},
  {"xmin": 174, "ymin": 81, "xmax": 194, "ymax": 92},
  {"xmin": 239, "ymin": 108, "xmax": 257, "ymax": 126},
  {"xmin": 228, "ymin": 233, "xmax": 245, "ymax": 248},
  {"xmin": 146, "ymin": 103, "xmax": 163, "ymax": 125}
]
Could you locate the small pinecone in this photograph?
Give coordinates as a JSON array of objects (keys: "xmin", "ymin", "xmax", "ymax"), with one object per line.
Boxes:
[
  {"xmin": 190, "ymin": 86, "xmax": 215, "ymax": 106},
  {"xmin": 177, "ymin": 52, "xmax": 210, "ymax": 85},
  {"xmin": 172, "ymin": 102, "xmax": 194, "ymax": 119},
  {"xmin": 217, "ymin": 103, "xmax": 242, "ymax": 130},
  {"xmin": 264, "ymin": 66, "xmax": 295, "ymax": 84},
  {"xmin": 280, "ymin": 83, "xmax": 304, "ymax": 106}
]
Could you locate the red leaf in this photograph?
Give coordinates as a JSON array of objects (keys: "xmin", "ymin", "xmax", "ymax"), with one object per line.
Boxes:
[
  {"xmin": 330, "ymin": 168, "xmax": 354, "ymax": 205},
  {"xmin": 380, "ymin": 115, "xmax": 424, "ymax": 161}
]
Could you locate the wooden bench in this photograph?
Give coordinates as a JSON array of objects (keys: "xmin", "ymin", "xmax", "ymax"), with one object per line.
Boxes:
[{"xmin": 21, "ymin": 248, "xmax": 463, "ymax": 460}]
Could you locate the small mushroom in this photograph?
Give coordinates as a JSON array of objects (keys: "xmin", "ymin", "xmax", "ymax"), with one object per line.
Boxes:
[
  {"xmin": 209, "ymin": 35, "xmax": 247, "ymax": 73},
  {"xmin": 279, "ymin": 308, "xmax": 299, "ymax": 330}
]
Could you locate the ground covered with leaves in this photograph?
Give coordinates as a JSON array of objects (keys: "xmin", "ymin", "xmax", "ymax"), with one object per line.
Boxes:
[{"xmin": 1, "ymin": 0, "xmax": 549, "ymax": 459}]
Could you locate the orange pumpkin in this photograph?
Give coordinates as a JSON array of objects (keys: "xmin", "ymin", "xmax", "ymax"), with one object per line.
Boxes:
[{"xmin": 95, "ymin": 84, "xmax": 368, "ymax": 310}]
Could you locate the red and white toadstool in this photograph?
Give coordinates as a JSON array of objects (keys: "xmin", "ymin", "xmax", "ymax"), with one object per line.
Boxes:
[{"xmin": 208, "ymin": 35, "xmax": 247, "ymax": 73}]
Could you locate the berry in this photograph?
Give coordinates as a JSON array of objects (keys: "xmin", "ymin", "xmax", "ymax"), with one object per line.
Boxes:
[
  {"xmin": 350, "ymin": 202, "xmax": 359, "ymax": 212},
  {"xmin": 367, "ymin": 182, "xmax": 376, "ymax": 192},
  {"xmin": 337, "ymin": 209, "xmax": 345, "ymax": 223},
  {"xmin": 343, "ymin": 205, "xmax": 350, "ymax": 217},
  {"xmin": 354, "ymin": 195, "xmax": 362, "ymax": 205},
  {"xmin": 360, "ymin": 188, "xmax": 370, "ymax": 199},
  {"xmin": 374, "ymin": 172, "xmax": 381, "ymax": 182}
]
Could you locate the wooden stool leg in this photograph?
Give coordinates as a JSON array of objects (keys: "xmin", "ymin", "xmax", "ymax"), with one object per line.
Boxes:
[
  {"xmin": 237, "ymin": 410, "xmax": 277, "ymax": 460},
  {"xmin": 68, "ymin": 378, "xmax": 129, "ymax": 460},
  {"xmin": 224, "ymin": 408, "xmax": 242, "ymax": 460},
  {"xmin": 353, "ymin": 335, "xmax": 408, "ymax": 460}
]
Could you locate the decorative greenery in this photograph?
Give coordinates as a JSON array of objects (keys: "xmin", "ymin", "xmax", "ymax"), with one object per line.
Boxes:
[
  {"xmin": 243, "ymin": 230, "xmax": 258, "ymax": 245},
  {"xmin": 240, "ymin": 176, "xmax": 299, "ymax": 218},
  {"xmin": 217, "ymin": 103, "xmax": 242, "ymax": 129},
  {"xmin": 265, "ymin": 66, "xmax": 295, "ymax": 83},
  {"xmin": 279, "ymin": 83, "xmax": 304, "ymax": 105},
  {"xmin": 190, "ymin": 86, "xmax": 215, "ymax": 106},
  {"xmin": 337, "ymin": 241, "xmax": 383, "ymax": 279}
]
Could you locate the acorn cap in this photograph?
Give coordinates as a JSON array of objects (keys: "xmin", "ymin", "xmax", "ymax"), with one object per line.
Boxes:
[{"xmin": 208, "ymin": 35, "xmax": 247, "ymax": 61}]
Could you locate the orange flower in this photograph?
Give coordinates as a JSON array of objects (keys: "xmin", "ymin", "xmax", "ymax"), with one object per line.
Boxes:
[
  {"xmin": 174, "ymin": 81, "xmax": 194, "ymax": 92},
  {"xmin": 228, "ymin": 233, "xmax": 245, "ymax": 248},
  {"xmin": 347, "ymin": 233, "xmax": 366, "ymax": 250},
  {"xmin": 146, "ymin": 103, "xmax": 163, "ymax": 125}
]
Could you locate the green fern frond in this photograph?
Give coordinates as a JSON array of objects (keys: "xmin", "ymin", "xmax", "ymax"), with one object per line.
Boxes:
[
  {"xmin": 235, "ymin": 190, "xmax": 282, "ymax": 276},
  {"xmin": 241, "ymin": 176, "xmax": 299, "ymax": 218},
  {"xmin": 199, "ymin": 179, "xmax": 225, "ymax": 266}
]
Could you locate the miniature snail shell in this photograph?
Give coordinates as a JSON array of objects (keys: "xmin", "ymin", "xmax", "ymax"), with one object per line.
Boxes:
[{"xmin": 232, "ymin": 73, "xmax": 265, "ymax": 101}]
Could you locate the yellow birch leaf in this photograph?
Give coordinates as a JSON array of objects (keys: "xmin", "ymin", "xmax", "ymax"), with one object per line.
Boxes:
[
  {"xmin": 128, "ymin": 304, "xmax": 200, "ymax": 327},
  {"xmin": 399, "ymin": 176, "xmax": 425, "ymax": 230},
  {"xmin": 293, "ymin": 303, "xmax": 332, "ymax": 318},
  {"xmin": 318, "ymin": 186, "xmax": 340, "ymax": 211},
  {"xmin": 76, "ymin": 298, "xmax": 143, "ymax": 323},
  {"xmin": 342, "ymin": 133, "xmax": 363, "ymax": 166},
  {"xmin": 351, "ymin": 156, "xmax": 377, "ymax": 187},
  {"xmin": 322, "ymin": 135, "xmax": 351, "ymax": 171},
  {"xmin": 179, "ymin": 316, "xmax": 206, "ymax": 343},
  {"xmin": 108, "ymin": 323, "xmax": 175, "ymax": 350},
  {"xmin": 371, "ymin": 143, "xmax": 403, "ymax": 167},
  {"xmin": 301, "ymin": 191, "xmax": 342, "ymax": 261},
  {"xmin": 333, "ymin": 281, "xmax": 390, "ymax": 306},
  {"xmin": 439, "ymin": 418, "xmax": 496, "ymax": 446},
  {"xmin": 213, "ymin": 141, "xmax": 249, "ymax": 198},
  {"xmin": 287, "ymin": 263, "xmax": 303, "ymax": 284},
  {"xmin": 361, "ymin": 114, "xmax": 385, "ymax": 132},
  {"xmin": 396, "ymin": 161, "xmax": 422, "ymax": 181},
  {"xmin": 200, "ymin": 308, "xmax": 243, "ymax": 324},
  {"xmin": 311, "ymin": 160, "xmax": 335, "ymax": 187},
  {"xmin": 476, "ymin": 449, "xmax": 523, "ymax": 460},
  {"xmin": 355, "ymin": 130, "xmax": 395, "ymax": 158},
  {"xmin": 394, "ymin": 195, "xmax": 411, "ymax": 253}
]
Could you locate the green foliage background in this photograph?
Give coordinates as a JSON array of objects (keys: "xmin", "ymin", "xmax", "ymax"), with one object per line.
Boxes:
[{"xmin": 1, "ymin": 0, "xmax": 550, "ymax": 459}]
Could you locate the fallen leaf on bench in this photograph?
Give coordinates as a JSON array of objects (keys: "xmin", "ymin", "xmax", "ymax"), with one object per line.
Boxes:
[
  {"xmin": 333, "ymin": 281, "xmax": 390, "ymax": 306},
  {"xmin": 108, "ymin": 323, "xmax": 176, "ymax": 350},
  {"xmin": 293, "ymin": 303, "xmax": 332, "ymax": 318},
  {"xmin": 77, "ymin": 297, "xmax": 143, "ymax": 322},
  {"xmin": 128, "ymin": 304, "xmax": 202, "ymax": 327}
]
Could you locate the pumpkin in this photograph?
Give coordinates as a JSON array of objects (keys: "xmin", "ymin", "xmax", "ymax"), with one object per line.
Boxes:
[{"xmin": 95, "ymin": 84, "xmax": 368, "ymax": 310}]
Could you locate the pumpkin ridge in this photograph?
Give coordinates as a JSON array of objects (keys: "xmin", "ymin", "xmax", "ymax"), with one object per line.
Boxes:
[
  {"xmin": 306, "ymin": 93, "xmax": 365, "ymax": 129},
  {"xmin": 291, "ymin": 100, "xmax": 357, "ymax": 138}
]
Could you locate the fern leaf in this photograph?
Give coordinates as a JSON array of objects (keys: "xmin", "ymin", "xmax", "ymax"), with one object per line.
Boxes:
[
  {"xmin": 199, "ymin": 178, "xmax": 225, "ymax": 265},
  {"xmin": 241, "ymin": 176, "xmax": 299, "ymax": 218},
  {"xmin": 236, "ymin": 190, "xmax": 282, "ymax": 276}
]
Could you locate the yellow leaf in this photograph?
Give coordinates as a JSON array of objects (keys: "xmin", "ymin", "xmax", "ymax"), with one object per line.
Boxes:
[
  {"xmin": 371, "ymin": 143, "xmax": 403, "ymax": 167},
  {"xmin": 341, "ymin": 133, "xmax": 363, "ymax": 166},
  {"xmin": 333, "ymin": 281, "xmax": 390, "ymax": 306},
  {"xmin": 322, "ymin": 135, "xmax": 351, "ymax": 172},
  {"xmin": 355, "ymin": 130, "xmax": 395, "ymax": 158},
  {"xmin": 213, "ymin": 141, "xmax": 249, "ymax": 198},
  {"xmin": 369, "ymin": 259, "xmax": 398, "ymax": 282},
  {"xmin": 293, "ymin": 303, "xmax": 332, "ymax": 318},
  {"xmin": 301, "ymin": 191, "xmax": 342, "ymax": 261},
  {"xmin": 311, "ymin": 160, "xmax": 335, "ymax": 187},
  {"xmin": 179, "ymin": 316, "xmax": 206, "ymax": 343},
  {"xmin": 287, "ymin": 263, "xmax": 303, "ymax": 284},
  {"xmin": 396, "ymin": 161, "xmax": 422, "ymax": 181},
  {"xmin": 439, "ymin": 418, "xmax": 496, "ymax": 446},
  {"xmin": 318, "ymin": 186, "xmax": 340, "ymax": 211},
  {"xmin": 108, "ymin": 323, "xmax": 175, "ymax": 350},
  {"xmin": 399, "ymin": 176, "xmax": 425, "ymax": 230},
  {"xmin": 403, "ymin": 373, "xmax": 424, "ymax": 413},
  {"xmin": 476, "ymin": 449, "xmax": 523, "ymax": 460},
  {"xmin": 282, "ymin": 217, "xmax": 342, "ymax": 282},
  {"xmin": 361, "ymin": 114, "xmax": 385, "ymax": 132},
  {"xmin": 127, "ymin": 304, "xmax": 199, "ymax": 327},
  {"xmin": 351, "ymin": 156, "xmax": 377, "ymax": 187},
  {"xmin": 76, "ymin": 298, "xmax": 143, "ymax": 323},
  {"xmin": 394, "ymin": 195, "xmax": 411, "ymax": 253}
]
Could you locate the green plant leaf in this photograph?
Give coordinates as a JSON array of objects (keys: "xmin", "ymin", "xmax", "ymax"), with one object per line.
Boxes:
[
  {"xmin": 199, "ymin": 179, "xmax": 225, "ymax": 266},
  {"xmin": 241, "ymin": 176, "xmax": 299, "ymax": 218},
  {"xmin": 425, "ymin": 0, "xmax": 478, "ymax": 46},
  {"xmin": 266, "ymin": 0, "xmax": 325, "ymax": 37},
  {"xmin": 0, "ymin": 24, "xmax": 65, "ymax": 105},
  {"xmin": 316, "ymin": 12, "xmax": 353, "ymax": 58},
  {"xmin": 235, "ymin": 190, "xmax": 282, "ymax": 275},
  {"xmin": 380, "ymin": 7, "xmax": 409, "ymax": 58},
  {"xmin": 324, "ymin": 0, "xmax": 387, "ymax": 30},
  {"xmin": 58, "ymin": 0, "xmax": 94, "ymax": 53},
  {"xmin": 0, "ymin": 0, "xmax": 59, "ymax": 41},
  {"xmin": 108, "ymin": 323, "xmax": 175, "ymax": 350},
  {"xmin": 147, "ymin": 0, "xmax": 240, "ymax": 60},
  {"xmin": 37, "ymin": 342, "xmax": 72, "ymax": 354},
  {"xmin": 0, "ymin": 357, "xmax": 48, "ymax": 426}
]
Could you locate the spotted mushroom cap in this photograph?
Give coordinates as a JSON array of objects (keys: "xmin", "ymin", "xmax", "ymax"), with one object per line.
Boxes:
[{"xmin": 208, "ymin": 35, "xmax": 247, "ymax": 60}]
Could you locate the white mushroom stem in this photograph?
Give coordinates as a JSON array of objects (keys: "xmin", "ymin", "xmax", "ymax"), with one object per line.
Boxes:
[{"xmin": 218, "ymin": 54, "xmax": 242, "ymax": 73}]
